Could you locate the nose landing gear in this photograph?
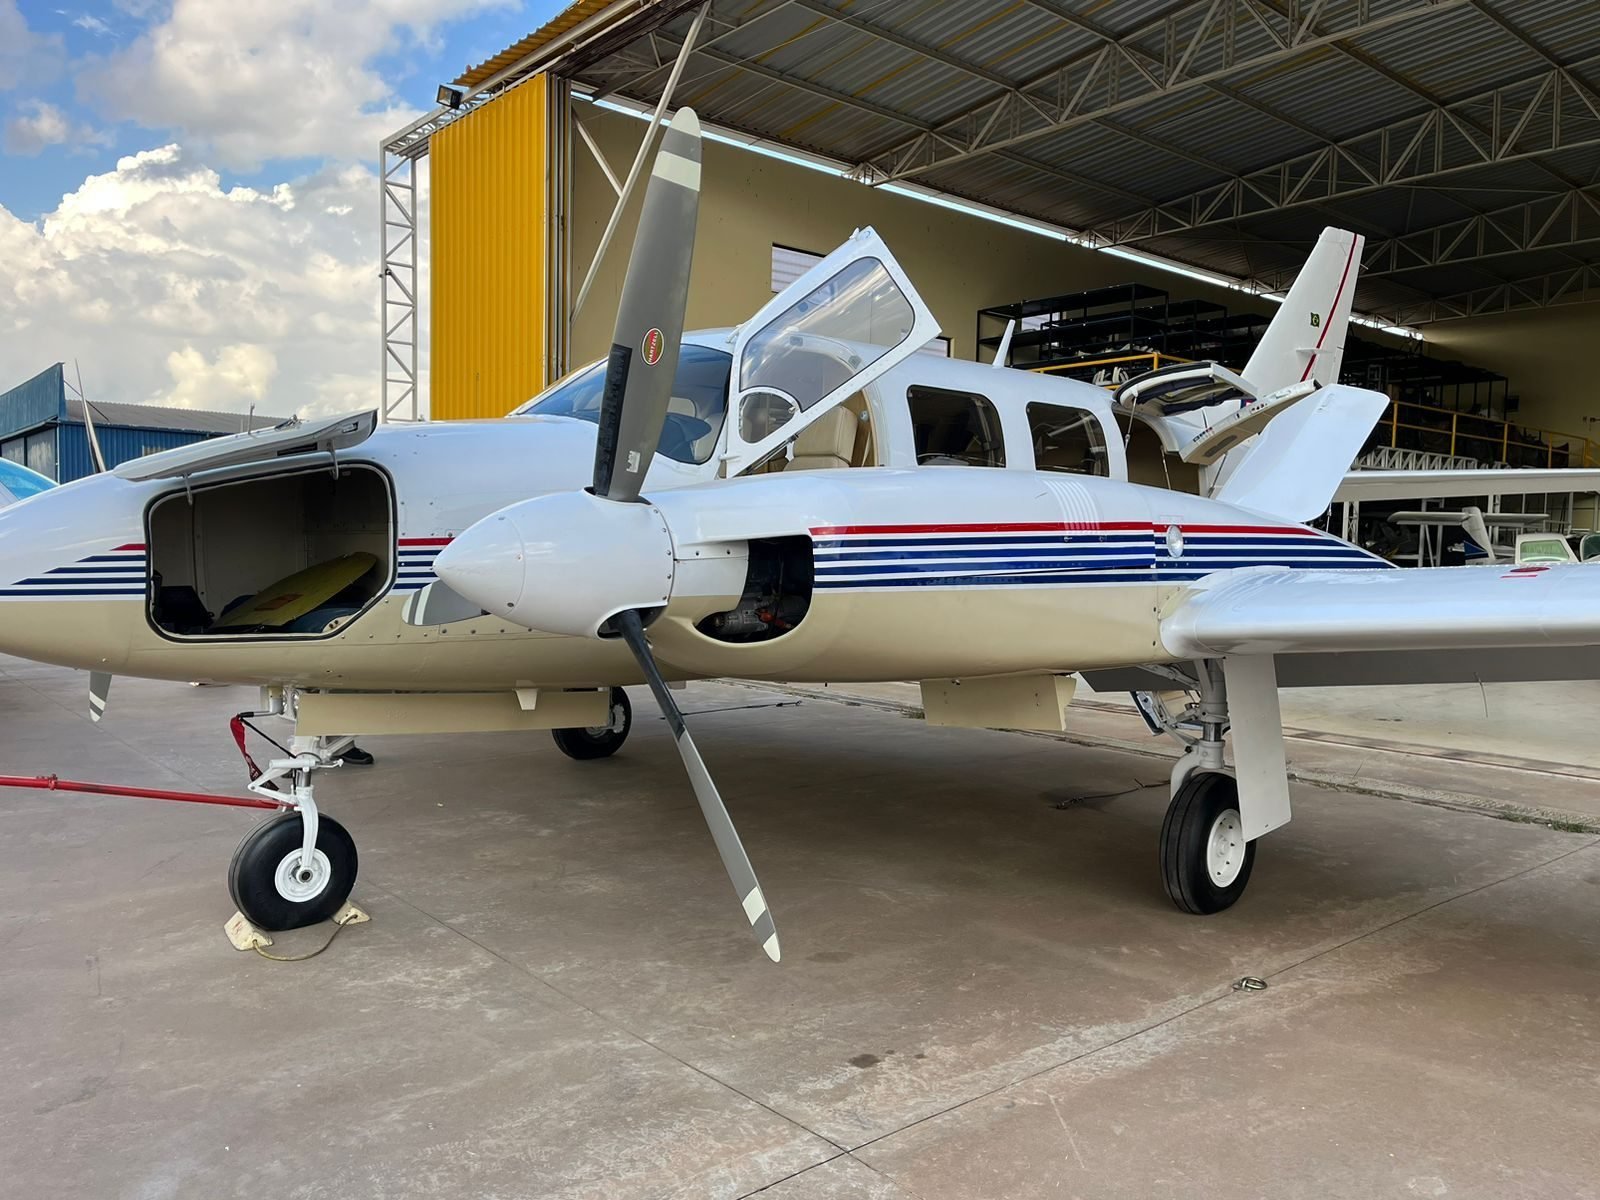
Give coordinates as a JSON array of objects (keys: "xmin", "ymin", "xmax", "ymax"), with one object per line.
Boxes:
[{"xmin": 228, "ymin": 733, "xmax": 361, "ymax": 931}]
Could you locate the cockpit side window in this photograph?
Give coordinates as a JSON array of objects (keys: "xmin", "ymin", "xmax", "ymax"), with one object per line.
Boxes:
[
  {"xmin": 907, "ymin": 386, "xmax": 1005, "ymax": 467},
  {"xmin": 1026, "ymin": 402, "xmax": 1109, "ymax": 476},
  {"xmin": 514, "ymin": 344, "xmax": 732, "ymax": 466}
]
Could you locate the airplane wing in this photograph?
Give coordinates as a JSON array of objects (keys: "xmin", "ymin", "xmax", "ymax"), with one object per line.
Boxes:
[
  {"xmin": 1075, "ymin": 563, "xmax": 1600, "ymax": 690},
  {"xmin": 1162, "ymin": 562, "xmax": 1600, "ymax": 657},
  {"xmin": 1335, "ymin": 467, "xmax": 1600, "ymax": 503}
]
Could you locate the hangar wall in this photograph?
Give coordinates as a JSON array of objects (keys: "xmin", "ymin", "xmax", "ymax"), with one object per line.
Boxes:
[
  {"xmin": 431, "ymin": 75, "xmax": 551, "ymax": 420},
  {"xmin": 565, "ymin": 107, "xmax": 1408, "ymax": 377},
  {"xmin": 1421, "ymin": 303, "xmax": 1600, "ymax": 434}
]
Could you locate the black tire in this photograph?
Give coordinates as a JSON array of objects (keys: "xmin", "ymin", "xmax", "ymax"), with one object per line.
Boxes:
[
  {"xmin": 1160, "ymin": 770, "xmax": 1255, "ymax": 915},
  {"xmin": 551, "ymin": 687, "xmax": 632, "ymax": 760},
  {"xmin": 228, "ymin": 812, "xmax": 358, "ymax": 931}
]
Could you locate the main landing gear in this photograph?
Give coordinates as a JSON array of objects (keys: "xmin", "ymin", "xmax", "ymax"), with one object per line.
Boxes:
[
  {"xmin": 551, "ymin": 686, "xmax": 632, "ymax": 760},
  {"xmin": 1136, "ymin": 658, "xmax": 1288, "ymax": 915}
]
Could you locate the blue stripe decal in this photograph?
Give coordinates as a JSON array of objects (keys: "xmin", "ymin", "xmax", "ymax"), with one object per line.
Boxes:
[
  {"xmin": 45, "ymin": 569, "xmax": 147, "ymax": 579},
  {"xmin": 817, "ymin": 547, "xmax": 1152, "ymax": 562},
  {"xmin": 17, "ymin": 578, "xmax": 146, "ymax": 587},
  {"xmin": 0, "ymin": 588, "xmax": 146, "ymax": 597},
  {"xmin": 815, "ymin": 561, "xmax": 1392, "ymax": 589},
  {"xmin": 813, "ymin": 535, "xmax": 1146, "ymax": 550}
]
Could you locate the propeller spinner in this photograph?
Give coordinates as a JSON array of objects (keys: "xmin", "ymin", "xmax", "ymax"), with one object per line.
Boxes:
[{"xmin": 435, "ymin": 108, "xmax": 780, "ymax": 962}]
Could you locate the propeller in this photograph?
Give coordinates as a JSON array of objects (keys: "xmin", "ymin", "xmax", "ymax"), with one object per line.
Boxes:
[{"xmin": 435, "ymin": 107, "xmax": 780, "ymax": 962}]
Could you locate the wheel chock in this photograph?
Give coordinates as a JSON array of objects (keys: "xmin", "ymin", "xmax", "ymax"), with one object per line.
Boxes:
[
  {"xmin": 225, "ymin": 903, "xmax": 369, "ymax": 954},
  {"xmin": 224, "ymin": 911, "xmax": 273, "ymax": 951}
]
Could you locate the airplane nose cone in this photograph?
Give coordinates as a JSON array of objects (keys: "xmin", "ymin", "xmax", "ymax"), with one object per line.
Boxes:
[{"xmin": 435, "ymin": 511, "xmax": 528, "ymax": 617}]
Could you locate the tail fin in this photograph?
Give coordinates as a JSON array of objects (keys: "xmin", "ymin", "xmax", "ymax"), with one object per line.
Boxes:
[{"xmin": 1243, "ymin": 227, "xmax": 1363, "ymax": 395}]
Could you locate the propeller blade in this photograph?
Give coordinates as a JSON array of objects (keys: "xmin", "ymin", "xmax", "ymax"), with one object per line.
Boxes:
[
  {"xmin": 401, "ymin": 581, "xmax": 487, "ymax": 626},
  {"xmin": 592, "ymin": 107, "xmax": 703, "ymax": 503},
  {"xmin": 613, "ymin": 609, "xmax": 779, "ymax": 962}
]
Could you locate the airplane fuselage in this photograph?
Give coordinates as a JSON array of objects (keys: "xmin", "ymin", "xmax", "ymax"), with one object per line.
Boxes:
[{"xmin": 0, "ymin": 412, "xmax": 1385, "ymax": 691}]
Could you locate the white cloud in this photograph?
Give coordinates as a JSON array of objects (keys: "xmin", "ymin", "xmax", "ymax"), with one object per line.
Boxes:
[
  {"xmin": 0, "ymin": 144, "xmax": 393, "ymax": 418},
  {"xmin": 3, "ymin": 99, "xmax": 110, "ymax": 155},
  {"xmin": 0, "ymin": 0, "xmax": 66, "ymax": 90},
  {"xmin": 82, "ymin": 0, "xmax": 513, "ymax": 170},
  {"xmin": 164, "ymin": 343, "xmax": 279, "ymax": 409},
  {"xmin": 73, "ymin": 13, "xmax": 112, "ymax": 36}
]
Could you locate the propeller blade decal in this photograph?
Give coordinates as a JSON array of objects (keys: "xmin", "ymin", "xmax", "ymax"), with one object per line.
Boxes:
[
  {"xmin": 591, "ymin": 108, "xmax": 703, "ymax": 503},
  {"xmin": 614, "ymin": 609, "xmax": 780, "ymax": 962}
]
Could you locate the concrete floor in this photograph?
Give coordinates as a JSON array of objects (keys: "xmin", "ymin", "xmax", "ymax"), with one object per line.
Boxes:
[{"xmin": 2, "ymin": 655, "xmax": 1598, "ymax": 1199}]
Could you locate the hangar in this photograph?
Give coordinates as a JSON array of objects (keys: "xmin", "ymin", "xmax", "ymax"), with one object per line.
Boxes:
[
  {"xmin": 385, "ymin": 2, "xmax": 1597, "ymax": 419},
  {"xmin": 379, "ymin": 0, "xmax": 1600, "ymax": 553}
]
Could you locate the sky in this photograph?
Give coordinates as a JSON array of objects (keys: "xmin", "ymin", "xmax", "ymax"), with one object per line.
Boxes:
[{"xmin": 0, "ymin": 0, "xmax": 568, "ymax": 417}]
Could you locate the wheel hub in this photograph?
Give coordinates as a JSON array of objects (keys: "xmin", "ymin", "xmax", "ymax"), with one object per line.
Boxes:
[
  {"xmin": 585, "ymin": 701, "xmax": 627, "ymax": 738},
  {"xmin": 1205, "ymin": 809, "xmax": 1245, "ymax": 887},
  {"xmin": 273, "ymin": 848, "xmax": 333, "ymax": 903}
]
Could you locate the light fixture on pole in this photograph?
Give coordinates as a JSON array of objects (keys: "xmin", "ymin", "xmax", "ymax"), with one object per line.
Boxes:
[{"xmin": 436, "ymin": 85, "xmax": 463, "ymax": 110}]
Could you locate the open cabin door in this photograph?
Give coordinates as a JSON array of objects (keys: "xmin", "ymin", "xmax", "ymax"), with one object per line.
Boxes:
[{"xmin": 721, "ymin": 227, "xmax": 938, "ymax": 477}]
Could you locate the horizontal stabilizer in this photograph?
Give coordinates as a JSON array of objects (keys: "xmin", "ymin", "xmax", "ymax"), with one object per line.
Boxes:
[
  {"xmin": 1212, "ymin": 384, "xmax": 1389, "ymax": 523},
  {"xmin": 1336, "ymin": 467, "xmax": 1600, "ymax": 502}
]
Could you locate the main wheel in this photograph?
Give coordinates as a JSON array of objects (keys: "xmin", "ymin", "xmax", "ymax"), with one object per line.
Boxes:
[
  {"xmin": 551, "ymin": 687, "xmax": 632, "ymax": 760},
  {"xmin": 1160, "ymin": 770, "xmax": 1255, "ymax": 914},
  {"xmin": 228, "ymin": 812, "xmax": 358, "ymax": 931}
]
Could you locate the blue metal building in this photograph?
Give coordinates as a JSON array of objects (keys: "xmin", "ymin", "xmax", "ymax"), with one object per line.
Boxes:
[{"xmin": 0, "ymin": 364, "xmax": 287, "ymax": 483}]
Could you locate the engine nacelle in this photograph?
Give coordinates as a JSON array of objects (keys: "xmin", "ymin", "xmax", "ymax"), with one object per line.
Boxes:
[{"xmin": 437, "ymin": 491, "xmax": 675, "ymax": 639}]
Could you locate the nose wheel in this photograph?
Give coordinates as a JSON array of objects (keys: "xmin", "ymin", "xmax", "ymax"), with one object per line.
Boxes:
[
  {"xmin": 228, "ymin": 812, "xmax": 359, "ymax": 931},
  {"xmin": 551, "ymin": 686, "xmax": 632, "ymax": 759}
]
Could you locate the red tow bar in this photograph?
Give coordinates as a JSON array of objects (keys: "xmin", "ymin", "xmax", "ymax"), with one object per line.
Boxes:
[{"xmin": 0, "ymin": 774, "xmax": 289, "ymax": 811}]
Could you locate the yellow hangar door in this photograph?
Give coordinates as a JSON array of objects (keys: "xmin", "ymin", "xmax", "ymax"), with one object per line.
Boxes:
[{"xmin": 430, "ymin": 75, "xmax": 552, "ymax": 420}]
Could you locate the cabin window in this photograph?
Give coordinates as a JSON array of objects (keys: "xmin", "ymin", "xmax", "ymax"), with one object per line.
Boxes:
[
  {"xmin": 907, "ymin": 386, "xmax": 1005, "ymax": 467},
  {"xmin": 1026, "ymin": 402, "xmax": 1109, "ymax": 476},
  {"xmin": 147, "ymin": 464, "xmax": 393, "ymax": 639}
]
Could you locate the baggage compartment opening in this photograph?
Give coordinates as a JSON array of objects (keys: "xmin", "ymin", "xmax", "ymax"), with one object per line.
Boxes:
[{"xmin": 147, "ymin": 464, "xmax": 393, "ymax": 639}]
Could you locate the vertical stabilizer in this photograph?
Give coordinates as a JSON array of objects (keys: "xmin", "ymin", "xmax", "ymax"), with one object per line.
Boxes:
[{"xmin": 1243, "ymin": 227, "xmax": 1363, "ymax": 394}]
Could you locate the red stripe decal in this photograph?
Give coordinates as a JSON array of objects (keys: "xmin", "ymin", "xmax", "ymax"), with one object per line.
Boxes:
[
  {"xmin": 112, "ymin": 543, "xmax": 146, "ymax": 552},
  {"xmin": 1179, "ymin": 523, "xmax": 1320, "ymax": 536},
  {"xmin": 398, "ymin": 537, "xmax": 454, "ymax": 546},
  {"xmin": 1300, "ymin": 235, "xmax": 1360, "ymax": 382}
]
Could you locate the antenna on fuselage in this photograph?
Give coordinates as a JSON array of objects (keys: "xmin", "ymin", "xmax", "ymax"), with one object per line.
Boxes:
[
  {"xmin": 991, "ymin": 319, "xmax": 1015, "ymax": 368},
  {"xmin": 72, "ymin": 360, "xmax": 108, "ymax": 474}
]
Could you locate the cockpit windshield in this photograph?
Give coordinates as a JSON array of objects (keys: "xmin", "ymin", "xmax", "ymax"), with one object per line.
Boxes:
[{"xmin": 513, "ymin": 343, "xmax": 732, "ymax": 465}]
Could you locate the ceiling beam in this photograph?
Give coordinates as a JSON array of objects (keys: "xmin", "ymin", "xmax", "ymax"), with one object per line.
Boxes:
[
  {"xmin": 1365, "ymin": 187, "xmax": 1600, "ymax": 277},
  {"xmin": 1386, "ymin": 263, "xmax": 1600, "ymax": 324},
  {"xmin": 854, "ymin": 0, "xmax": 1469, "ymax": 185},
  {"xmin": 1097, "ymin": 60, "xmax": 1600, "ymax": 244}
]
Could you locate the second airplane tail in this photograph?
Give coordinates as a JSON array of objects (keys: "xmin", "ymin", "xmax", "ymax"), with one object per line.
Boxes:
[{"xmin": 1241, "ymin": 227, "xmax": 1364, "ymax": 395}]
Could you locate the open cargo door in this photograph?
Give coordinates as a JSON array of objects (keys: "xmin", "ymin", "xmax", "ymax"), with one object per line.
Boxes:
[
  {"xmin": 115, "ymin": 411, "xmax": 378, "ymax": 481},
  {"xmin": 721, "ymin": 227, "xmax": 938, "ymax": 477}
]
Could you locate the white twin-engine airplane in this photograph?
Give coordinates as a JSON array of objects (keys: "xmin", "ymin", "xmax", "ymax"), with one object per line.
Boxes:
[{"xmin": 4, "ymin": 108, "xmax": 1599, "ymax": 961}]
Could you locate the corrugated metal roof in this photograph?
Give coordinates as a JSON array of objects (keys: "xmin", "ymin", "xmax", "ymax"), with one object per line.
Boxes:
[
  {"xmin": 454, "ymin": 0, "xmax": 622, "ymax": 89},
  {"xmin": 477, "ymin": 0, "xmax": 1600, "ymax": 321},
  {"xmin": 63, "ymin": 398, "xmax": 287, "ymax": 435}
]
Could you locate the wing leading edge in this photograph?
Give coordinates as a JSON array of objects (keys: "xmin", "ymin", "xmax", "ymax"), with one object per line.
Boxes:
[{"xmin": 1161, "ymin": 562, "xmax": 1600, "ymax": 659}]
